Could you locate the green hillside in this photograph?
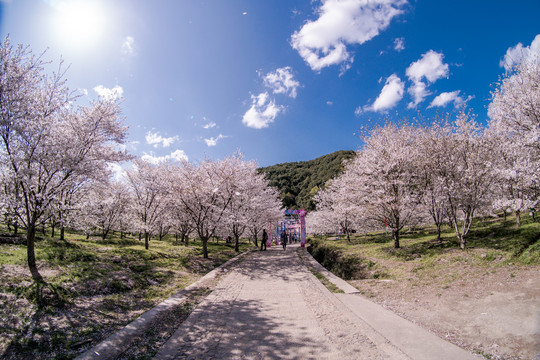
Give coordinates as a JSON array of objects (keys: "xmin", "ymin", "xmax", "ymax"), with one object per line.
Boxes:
[{"xmin": 259, "ymin": 150, "xmax": 356, "ymax": 210}]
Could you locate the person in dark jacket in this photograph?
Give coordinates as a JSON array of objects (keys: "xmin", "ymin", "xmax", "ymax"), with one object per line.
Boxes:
[
  {"xmin": 281, "ymin": 231, "xmax": 288, "ymax": 250},
  {"xmin": 261, "ymin": 229, "xmax": 268, "ymax": 251}
]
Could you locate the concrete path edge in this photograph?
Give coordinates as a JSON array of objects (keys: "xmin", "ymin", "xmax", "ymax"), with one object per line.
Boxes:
[
  {"xmin": 298, "ymin": 246, "xmax": 360, "ymax": 294},
  {"xmin": 300, "ymin": 245, "xmax": 480, "ymax": 359},
  {"xmin": 75, "ymin": 250, "xmax": 255, "ymax": 360}
]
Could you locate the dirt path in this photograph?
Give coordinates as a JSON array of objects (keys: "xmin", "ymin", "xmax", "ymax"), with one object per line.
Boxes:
[
  {"xmin": 153, "ymin": 245, "xmax": 477, "ymax": 360},
  {"xmin": 349, "ymin": 260, "xmax": 540, "ymax": 359}
]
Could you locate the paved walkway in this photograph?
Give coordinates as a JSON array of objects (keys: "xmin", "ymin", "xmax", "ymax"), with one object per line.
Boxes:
[{"xmin": 153, "ymin": 244, "xmax": 479, "ymax": 360}]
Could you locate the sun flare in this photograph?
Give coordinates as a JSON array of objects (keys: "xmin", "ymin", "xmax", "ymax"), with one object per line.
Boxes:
[{"xmin": 52, "ymin": 0, "xmax": 107, "ymax": 49}]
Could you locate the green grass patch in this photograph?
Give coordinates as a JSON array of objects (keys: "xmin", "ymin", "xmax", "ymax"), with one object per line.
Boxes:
[
  {"xmin": 307, "ymin": 215, "xmax": 540, "ymax": 284},
  {"xmin": 0, "ymin": 228, "xmax": 257, "ymax": 359}
]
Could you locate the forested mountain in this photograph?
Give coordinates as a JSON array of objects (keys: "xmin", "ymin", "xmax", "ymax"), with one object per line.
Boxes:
[{"xmin": 258, "ymin": 150, "xmax": 356, "ymax": 210}]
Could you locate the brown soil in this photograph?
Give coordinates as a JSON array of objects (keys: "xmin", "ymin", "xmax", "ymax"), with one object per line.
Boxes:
[{"xmin": 349, "ymin": 251, "xmax": 540, "ymax": 360}]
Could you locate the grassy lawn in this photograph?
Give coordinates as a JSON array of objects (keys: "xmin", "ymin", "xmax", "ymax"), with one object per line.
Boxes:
[
  {"xmin": 307, "ymin": 214, "xmax": 540, "ymax": 283},
  {"xmin": 0, "ymin": 227, "xmax": 257, "ymax": 359}
]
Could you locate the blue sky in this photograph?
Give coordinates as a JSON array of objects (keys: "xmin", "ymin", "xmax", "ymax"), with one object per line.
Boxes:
[{"xmin": 1, "ymin": 0, "xmax": 539, "ymax": 167}]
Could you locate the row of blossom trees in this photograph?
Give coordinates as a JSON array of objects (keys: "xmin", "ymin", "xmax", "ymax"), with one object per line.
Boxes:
[
  {"xmin": 70, "ymin": 156, "xmax": 283, "ymax": 258},
  {"xmin": 0, "ymin": 37, "xmax": 283, "ymax": 282},
  {"xmin": 308, "ymin": 57, "xmax": 539, "ymax": 250}
]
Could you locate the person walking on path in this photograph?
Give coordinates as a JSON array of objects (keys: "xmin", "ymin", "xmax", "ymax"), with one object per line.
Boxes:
[
  {"xmin": 281, "ymin": 231, "xmax": 288, "ymax": 250},
  {"xmin": 261, "ymin": 229, "xmax": 268, "ymax": 251}
]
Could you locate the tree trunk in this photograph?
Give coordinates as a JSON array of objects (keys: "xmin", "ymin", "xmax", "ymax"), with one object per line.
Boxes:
[
  {"xmin": 436, "ymin": 223, "xmax": 442, "ymax": 242},
  {"xmin": 459, "ymin": 234, "xmax": 466, "ymax": 250},
  {"xmin": 102, "ymin": 229, "xmax": 109, "ymax": 240},
  {"xmin": 392, "ymin": 229, "xmax": 400, "ymax": 249},
  {"xmin": 14, "ymin": 222, "xmax": 18, "ymax": 236},
  {"xmin": 346, "ymin": 229, "xmax": 351, "ymax": 243},
  {"xmin": 234, "ymin": 234, "xmax": 240, "ymax": 252},
  {"xmin": 202, "ymin": 237, "xmax": 208, "ymax": 258},
  {"xmin": 27, "ymin": 225, "xmax": 44, "ymax": 283},
  {"xmin": 51, "ymin": 224, "xmax": 55, "ymax": 238},
  {"xmin": 60, "ymin": 226, "xmax": 65, "ymax": 241},
  {"xmin": 145, "ymin": 232, "xmax": 149, "ymax": 250},
  {"xmin": 516, "ymin": 210, "xmax": 521, "ymax": 228}
]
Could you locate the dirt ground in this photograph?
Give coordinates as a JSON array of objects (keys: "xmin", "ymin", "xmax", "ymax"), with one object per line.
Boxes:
[{"xmin": 349, "ymin": 254, "xmax": 540, "ymax": 360}]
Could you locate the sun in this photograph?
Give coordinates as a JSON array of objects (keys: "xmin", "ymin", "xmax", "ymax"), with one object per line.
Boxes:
[{"xmin": 52, "ymin": 0, "xmax": 107, "ymax": 49}]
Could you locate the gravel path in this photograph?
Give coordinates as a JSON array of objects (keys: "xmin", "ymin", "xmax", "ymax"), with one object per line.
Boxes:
[{"xmin": 154, "ymin": 245, "xmax": 406, "ymax": 360}]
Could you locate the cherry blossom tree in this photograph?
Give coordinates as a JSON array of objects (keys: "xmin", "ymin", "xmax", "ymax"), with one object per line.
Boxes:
[
  {"xmin": 0, "ymin": 37, "xmax": 129, "ymax": 282},
  {"xmin": 314, "ymin": 174, "xmax": 363, "ymax": 242},
  {"xmin": 345, "ymin": 124, "xmax": 424, "ymax": 248},
  {"xmin": 125, "ymin": 159, "xmax": 169, "ymax": 250},
  {"xmin": 488, "ymin": 57, "xmax": 540, "ymax": 223},
  {"xmin": 489, "ymin": 57, "xmax": 540, "ymax": 153},
  {"xmin": 221, "ymin": 160, "xmax": 282, "ymax": 251},
  {"xmin": 171, "ymin": 156, "xmax": 238, "ymax": 258},
  {"xmin": 247, "ymin": 186, "xmax": 282, "ymax": 247},
  {"xmin": 415, "ymin": 119, "xmax": 453, "ymax": 241},
  {"xmin": 436, "ymin": 112, "xmax": 495, "ymax": 249},
  {"xmin": 77, "ymin": 180, "xmax": 131, "ymax": 239},
  {"xmin": 305, "ymin": 208, "xmax": 340, "ymax": 237}
]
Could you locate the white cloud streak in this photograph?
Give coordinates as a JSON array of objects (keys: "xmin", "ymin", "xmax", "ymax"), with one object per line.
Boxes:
[
  {"xmin": 204, "ymin": 134, "xmax": 227, "ymax": 147},
  {"xmin": 291, "ymin": 0, "xmax": 407, "ymax": 71},
  {"xmin": 406, "ymin": 50, "xmax": 449, "ymax": 83},
  {"xmin": 145, "ymin": 131, "xmax": 179, "ymax": 148},
  {"xmin": 93, "ymin": 85, "xmax": 124, "ymax": 100},
  {"xmin": 428, "ymin": 90, "xmax": 470, "ymax": 108},
  {"xmin": 263, "ymin": 67, "xmax": 300, "ymax": 98},
  {"xmin": 394, "ymin": 37, "xmax": 405, "ymax": 51},
  {"xmin": 500, "ymin": 34, "xmax": 540, "ymax": 70},
  {"xmin": 203, "ymin": 121, "xmax": 217, "ymax": 129},
  {"xmin": 405, "ymin": 50, "xmax": 449, "ymax": 107},
  {"xmin": 361, "ymin": 73, "xmax": 404, "ymax": 113},
  {"xmin": 242, "ymin": 92, "xmax": 284, "ymax": 129},
  {"xmin": 141, "ymin": 150, "xmax": 188, "ymax": 164},
  {"xmin": 122, "ymin": 36, "xmax": 135, "ymax": 55}
]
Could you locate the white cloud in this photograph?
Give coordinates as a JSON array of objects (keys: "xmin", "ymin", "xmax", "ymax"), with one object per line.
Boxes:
[
  {"xmin": 204, "ymin": 134, "xmax": 227, "ymax": 147},
  {"xmin": 93, "ymin": 85, "xmax": 124, "ymax": 100},
  {"xmin": 407, "ymin": 81, "xmax": 430, "ymax": 108},
  {"xmin": 145, "ymin": 130, "xmax": 179, "ymax": 148},
  {"xmin": 122, "ymin": 36, "xmax": 135, "ymax": 55},
  {"xmin": 291, "ymin": 0, "xmax": 406, "ymax": 71},
  {"xmin": 203, "ymin": 121, "xmax": 217, "ymax": 129},
  {"xmin": 263, "ymin": 67, "xmax": 300, "ymax": 98},
  {"xmin": 169, "ymin": 149, "xmax": 189, "ymax": 162},
  {"xmin": 428, "ymin": 90, "xmax": 470, "ymax": 108},
  {"xmin": 406, "ymin": 50, "xmax": 449, "ymax": 83},
  {"xmin": 394, "ymin": 37, "xmax": 405, "ymax": 52},
  {"xmin": 242, "ymin": 92, "xmax": 284, "ymax": 129},
  {"xmin": 362, "ymin": 73, "xmax": 404, "ymax": 113},
  {"xmin": 406, "ymin": 50, "xmax": 449, "ymax": 107},
  {"xmin": 500, "ymin": 34, "xmax": 540, "ymax": 70},
  {"xmin": 141, "ymin": 150, "xmax": 188, "ymax": 164}
]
